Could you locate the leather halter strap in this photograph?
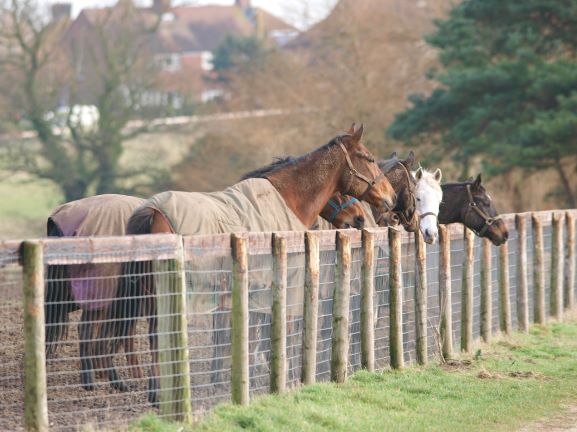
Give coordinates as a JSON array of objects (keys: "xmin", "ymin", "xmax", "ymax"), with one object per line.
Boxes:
[
  {"xmin": 464, "ymin": 184, "xmax": 498, "ymax": 236},
  {"xmin": 419, "ymin": 211, "xmax": 438, "ymax": 220},
  {"xmin": 338, "ymin": 142, "xmax": 386, "ymax": 202},
  {"xmin": 326, "ymin": 196, "xmax": 360, "ymax": 223}
]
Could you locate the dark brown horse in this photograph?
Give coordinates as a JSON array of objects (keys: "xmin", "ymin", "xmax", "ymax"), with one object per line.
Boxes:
[
  {"xmin": 45, "ymin": 194, "xmax": 145, "ymax": 392},
  {"xmin": 107, "ymin": 124, "xmax": 396, "ymax": 404},
  {"xmin": 440, "ymin": 174, "xmax": 508, "ymax": 245},
  {"xmin": 374, "ymin": 152, "xmax": 418, "ymax": 231}
]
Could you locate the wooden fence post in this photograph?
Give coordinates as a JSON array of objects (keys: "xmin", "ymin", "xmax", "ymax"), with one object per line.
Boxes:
[
  {"xmin": 565, "ymin": 212, "xmax": 576, "ymax": 310},
  {"xmin": 414, "ymin": 230, "xmax": 428, "ymax": 365},
  {"xmin": 22, "ymin": 241, "xmax": 49, "ymax": 432},
  {"xmin": 361, "ymin": 229, "xmax": 375, "ymax": 372},
  {"xmin": 551, "ymin": 213, "xmax": 564, "ymax": 321},
  {"xmin": 301, "ymin": 232, "xmax": 319, "ymax": 385},
  {"xmin": 331, "ymin": 231, "xmax": 351, "ymax": 383},
  {"xmin": 389, "ymin": 228, "xmax": 404, "ymax": 369},
  {"xmin": 231, "ymin": 234, "xmax": 249, "ymax": 405},
  {"xmin": 438, "ymin": 225, "xmax": 453, "ymax": 360},
  {"xmin": 499, "ymin": 242, "xmax": 512, "ymax": 335},
  {"xmin": 532, "ymin": 215, "xmax": 546, "ymax": 324},
  {"xmin": 461, "ymin": 228, "xmax": 474, "ymax": 352},
  {"xmin": 270, "ymin": 233, "xmax": 287, "ymax": 393},
  {"xmin": 480, "ymin": 238, "xmax": 492, "ymax": 343},
  {"xmin": 516, "ymin": 215, "xmax": 529, "ymax": 332},
  {"xmin": 155, "ymin": 239, "xmax": 193, "ymax": 422}
]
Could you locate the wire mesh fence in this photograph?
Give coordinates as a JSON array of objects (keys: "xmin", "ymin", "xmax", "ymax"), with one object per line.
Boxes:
[{"xmin": 1, "ymin": 210, "xmax": 576, "ymax": 430}]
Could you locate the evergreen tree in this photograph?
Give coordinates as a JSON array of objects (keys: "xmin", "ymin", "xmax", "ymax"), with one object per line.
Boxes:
[{"xmin": 388, "ymin": 0, "xmax": 577, "ymax": 206}]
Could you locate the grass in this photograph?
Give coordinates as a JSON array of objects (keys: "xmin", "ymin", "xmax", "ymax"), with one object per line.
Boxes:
[
  {"xmin": 130, "ymin": 320, "xmax": 577, "ymax": 432},
  {"xmin": 0, "ymin": 175, "xmax": 62, "ymax": 239}
]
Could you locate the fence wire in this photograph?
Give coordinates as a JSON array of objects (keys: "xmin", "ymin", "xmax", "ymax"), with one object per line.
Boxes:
[
  {"xmin": 1, "ymin": 211, "xmax": 575, "ymax": 430},
  {"xmin": 0, "ymin": 244, "xmax": 24, "ymax": 432}
]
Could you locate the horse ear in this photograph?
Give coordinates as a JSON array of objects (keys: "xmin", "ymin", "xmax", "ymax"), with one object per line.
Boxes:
[
  {"xmin": 389, "ymin": 151, "xmax": 397, "ymax": 159},
  {"xmin": 405, "ymin": 151, "xmax": 415, "ymax": 167},
  {"xmin": 472, "ymin": 173, "xmax": 482, "ymax": 189},
  {"xmin": 415, "ymin": 167, "xmax": 423, "ymax": 180},
  {"xmin": 433, "ymin": 168, "xmax": 442, "ymax": 183},
  {"xmin": 346, "ymin": 123, "xmax": 356, "ymax": 135},
  {"xmin": 350, "ymin": 123, "xmax": 364, "ymax": 145}
]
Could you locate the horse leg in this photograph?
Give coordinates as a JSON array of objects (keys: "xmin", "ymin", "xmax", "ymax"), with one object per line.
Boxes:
[
  {"xmin": 147, "ymin": 297, "xmax": 160, "ymax": 407},
  {"xmin": 210, "ymin": 306, "xmax": 230, "ymax": 385},
  {"xmin": 79, "ymin": 310, "xmax": 95, "ymax": 390},
  {"xmin": 125, "ymin": 334, "xmax": 143, "ymax": 379},
  {"xmin": 91, "ymin": 311, "xmax": 106, "ymax": 379}
]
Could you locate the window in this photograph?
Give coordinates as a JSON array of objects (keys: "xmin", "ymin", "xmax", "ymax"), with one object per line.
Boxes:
[
  {"xmin": 155, "ymin": 53, "xmax": 182, "ymax": 72},
  {"xmin": 201, "ymin": 51, "xmax": 214, "ymax": 71}
]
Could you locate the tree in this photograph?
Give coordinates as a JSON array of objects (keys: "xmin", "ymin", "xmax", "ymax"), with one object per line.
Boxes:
[
  {"xmin": 211, "ymin": 35, "xmax": 268, "ymax": 80},
  {"xmin": 0, "ymin": 0, "xmax": 167, "ymax": 201},
  {"xmin": 388, "ymin": 0, "xmax": 577, "ymax": 207}
]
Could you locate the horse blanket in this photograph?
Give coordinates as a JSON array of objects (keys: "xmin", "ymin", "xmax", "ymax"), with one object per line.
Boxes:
[
  {"xmin": 50, "ymin": 194, "xmax": 145, "ymax": 311},
  {"xmin": 146, "ymin": 178, "xmax": 308, "ymax": 235},
  {"xmin": 143, "ymin": 179, "xmax": 308, "ymax": 316}
]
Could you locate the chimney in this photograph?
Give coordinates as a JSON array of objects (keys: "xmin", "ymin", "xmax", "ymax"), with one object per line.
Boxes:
[
  {"xmin": 235, "ymin": 0, "xmax": 250, "ymax": 11},
  {"xmin": 152, "ymin": 0, "xmax": 171, "ymax": 13},
  {"xmin": 51, "ymin": 3, "xmax": 71, "ymax": 22}
]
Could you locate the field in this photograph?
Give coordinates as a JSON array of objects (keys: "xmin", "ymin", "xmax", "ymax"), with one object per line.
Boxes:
[
  {"xmin": 134, "ymin": 319, "xmax": 577, "ymax": 432},
  {"xmin": 0, "ymin": 176, "xmax": 62, "ymax": 238}
]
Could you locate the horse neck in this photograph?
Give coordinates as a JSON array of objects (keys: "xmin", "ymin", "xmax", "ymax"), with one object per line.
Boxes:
[
  {"xmin": 439, "ymin": 184, "xmax": 468, "ymax": 224},
  {"xmin": 266, "ymin": 146, "xmax": 345, "ymax": 228},
  {"xmin": 385, "ymin": 165, "xmax": 404, "ymax": 191}
]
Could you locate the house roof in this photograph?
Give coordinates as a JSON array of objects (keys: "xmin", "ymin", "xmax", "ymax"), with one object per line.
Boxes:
[
  {"xmin": 72, "ymin": 3, "xmax": 297, "ymax": 54},
  {"xmin": 157, "ymin": 5, "xmax": 297, "ymax": 53}
]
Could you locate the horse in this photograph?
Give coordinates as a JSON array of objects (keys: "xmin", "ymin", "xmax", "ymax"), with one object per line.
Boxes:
[
  {"xmin": 439, "ymin": 174, "xmax": 508, "ymax": 246},
  {"xmin": 45, "ymin": 194, "xmax": 145, "ymax": 391},
  {"xmin": 412, "ymin": 166, "xmax": 443, "ymax": 244},
  {"xmin": 241, "ymin": 157, "xmax": 366, "ymax": 230},
  {"xmin": 106, "ymin": 124, "xmax": 397, "ymax": 404},
  {"xmin": 243, "ymin": 150, "xmax": 422, "ymax": 370}
]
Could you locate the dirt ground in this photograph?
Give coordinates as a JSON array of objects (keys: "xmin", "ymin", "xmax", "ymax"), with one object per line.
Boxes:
[
  {"xmin": 519, "ymin": 404, "xmax": 577, "ymax": 432},
  {"xmin": 0, "ymin": 299, "xmax": 235, "ymax": 431}
]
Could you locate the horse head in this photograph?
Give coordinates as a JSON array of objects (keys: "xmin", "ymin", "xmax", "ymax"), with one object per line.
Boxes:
[
  {"xmin": 462, "ymin": 174, "xmax": 508, "ymax": 246},
  {"xmin": 414, "ymin": 167, "xmax": 443, "ymax": 244},
  {"xmin": 337, "ymin": 124, "xmax": 397, "ymax": 214},
  {"xmin": 320, "ymin": 194, "xmax": 365, "ymax": 229},
  {"xmin": 375, "ymin": 152, "xmax": 417, "ymax": 232}
]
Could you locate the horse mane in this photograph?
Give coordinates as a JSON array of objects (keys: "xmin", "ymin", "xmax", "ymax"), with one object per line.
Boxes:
[
  {"xmin": 442, "ymin": 180, "xmax": 486, "ymax": 192},
  {"xmin": 241, "ymin": 156, "xmax": 297, "ymax": 180},
  {"xmin": 240, "ymin": 133, "xmax": 353, "ymax": 180},
  {"xmin": 377, "ymin": 157, "xmax": 399, "ymax": 174}
]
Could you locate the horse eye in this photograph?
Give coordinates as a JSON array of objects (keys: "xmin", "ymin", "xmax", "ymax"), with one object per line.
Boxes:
[{"xmin": 416, "ymin": 197, "xmax": 421, "ymax": 202}]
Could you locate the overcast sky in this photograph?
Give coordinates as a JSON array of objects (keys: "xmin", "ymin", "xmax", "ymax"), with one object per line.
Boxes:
[{"xmin": 38, "ymin": 0, "xmax": 338, "ymax": 29}]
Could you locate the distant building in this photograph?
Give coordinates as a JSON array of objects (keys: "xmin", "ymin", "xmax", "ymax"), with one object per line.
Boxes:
[{"xmin": 56, "ymin": 0, "xmax": 298, "ymax": 107}]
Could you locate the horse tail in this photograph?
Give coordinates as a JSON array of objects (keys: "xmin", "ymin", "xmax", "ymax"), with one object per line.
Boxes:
[
  {"xmin": 104, "ymin": 206, "xmax": 155, "ymax": 344},
  {"xmin": 45, "ymin": 218, "xmax": 77, "ymax": 356}
]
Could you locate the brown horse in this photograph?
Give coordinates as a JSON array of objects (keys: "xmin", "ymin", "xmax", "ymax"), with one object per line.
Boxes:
[
  {"xmin": 241, "ymin": 157, "xmax": 366, "ymax": 229},
  {"xmin": 106, "ymin": 124, "xmax": 396, "ymax": 404},
  {"xmin": 45, "ymin": 194, "xmax": 145, "ymax": 392},
  {"xmin": 439, "ymin": 174, "xmax": 508, "ymax": 245}
]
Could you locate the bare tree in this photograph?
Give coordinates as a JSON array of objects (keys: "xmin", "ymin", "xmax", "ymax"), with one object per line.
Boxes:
[{"xmin": 0, "ymin": 0, "xmax": 168, "ymax": 201}]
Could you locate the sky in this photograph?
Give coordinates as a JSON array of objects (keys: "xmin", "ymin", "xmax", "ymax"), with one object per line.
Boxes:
[{"xmin": 38, "ymin": 0, "xmax": 338, "ymax": 29}]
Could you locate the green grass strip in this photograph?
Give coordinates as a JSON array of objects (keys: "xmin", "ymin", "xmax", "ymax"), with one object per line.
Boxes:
[{"xmin": 131, "ymin": 321, "xmax": 577, "ymax": 432}]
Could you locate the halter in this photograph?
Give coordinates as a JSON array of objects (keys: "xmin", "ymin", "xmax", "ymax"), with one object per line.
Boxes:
[
  {"xmin": 326, "ymin": 196, "xmax": 360, "ymax": 224},
  {"xmin": 464, "ymin": 184, "xmax": 497, "ymax": 236},
  {"xmin": 338, "ymin": 142, "xmax": 386, "ymax": 202},
  {"xmin": 419, "ymin": 211, "xmax": 438, "ymax": 221}
]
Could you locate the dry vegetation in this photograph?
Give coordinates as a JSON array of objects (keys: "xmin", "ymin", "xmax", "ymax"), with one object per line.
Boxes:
[{"xmin": 174, "ymin": 0, "xmax": 576, "ymax": 213}]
